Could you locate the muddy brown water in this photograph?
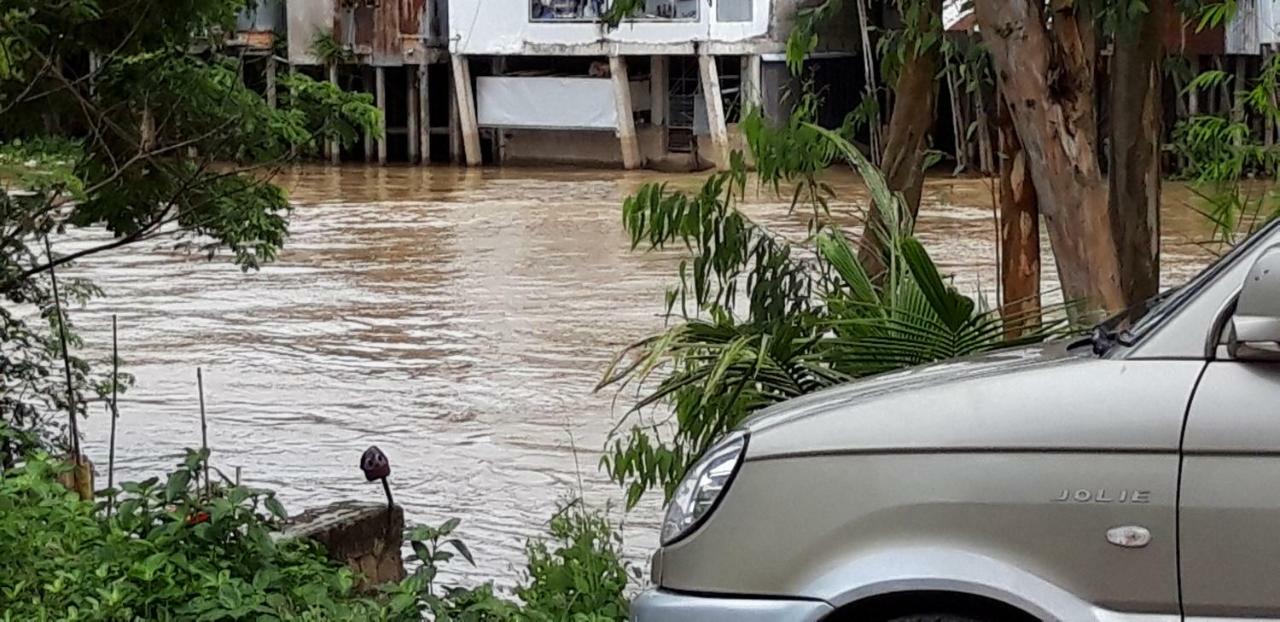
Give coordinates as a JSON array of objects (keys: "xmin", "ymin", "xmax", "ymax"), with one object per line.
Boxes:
[{"xmin": 66, "ymin": 165, "xmax": 1219, "ymax": 584}]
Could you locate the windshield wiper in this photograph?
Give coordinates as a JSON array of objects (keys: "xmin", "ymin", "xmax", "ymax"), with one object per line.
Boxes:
[{"xmin": 1088, "ymin": 325, "xmax": 1120, "ymax": 355}]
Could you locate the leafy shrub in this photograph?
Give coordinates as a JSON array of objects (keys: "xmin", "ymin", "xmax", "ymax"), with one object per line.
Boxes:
[
  {"xmin": 0, "ymin": 452, "xmax": 390, "ymax": 621},
  {"xmin": 517, "ymin": 501, "xmax": 633, "ymax": 621},
  {"xmin": 1, "ymin": 452, "xmax": 635, "ymax": 621},
  {"xmin": 391, "ymin": 500, "xmax": 634, "ymax": 622}
]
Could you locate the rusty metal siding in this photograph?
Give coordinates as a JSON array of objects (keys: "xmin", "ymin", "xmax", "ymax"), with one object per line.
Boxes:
[
  {"xmin": 372, "ymin": 0, "xmax": 402, "ymax": 63},
  {"xmin": 332, "ymin": 0, "xmax": 426, "ymax": 65},
  {"xmin": 400, "ymin": 0, "xmax": 425, "ymax": 35}
]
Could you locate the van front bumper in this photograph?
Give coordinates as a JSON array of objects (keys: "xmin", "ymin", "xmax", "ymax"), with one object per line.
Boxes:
[{"xmin": 630, "ymin": 588, "xmax": 833, "ymax": 622}]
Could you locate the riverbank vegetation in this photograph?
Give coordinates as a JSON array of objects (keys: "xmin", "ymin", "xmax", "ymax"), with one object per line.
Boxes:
[
  {"xmin": 601, "ymin": 0, "xmax": 1280, "ymax": 505},
  {"xmin": 1, "ymin": 1, "xmax": 635, "ymax": 619},
  {"xmin": 0, "ymin": 446, "xmax": 634, "ymax": 620},
  {"xmin": 5, "ymin": 0, "xmax": 1280, "ymax": 617}
]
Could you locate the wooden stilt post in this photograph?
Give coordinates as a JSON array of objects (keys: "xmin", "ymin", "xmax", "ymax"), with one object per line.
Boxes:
[
  {"xmin": 375, "ymin": 66, "xmax": 388, "ymax": 165},
  {"xmin": 363, "ymin": 70, "xmax": 375, "ymax": 162},
  {"xmin": 266, "ymin": 54, "xmax": 277, "ymax": 109},
  {"xmin": 1232, "ymin": 55, "xmax": 1247, "ymax": 128},
  {"xmin": 451, "ymin": 54, "xmax": 482, "ymax": 166},
  {"xmin": 419, "ymin": 62, "xmax": 431, "ymax": 164},
  {"xmin": 449, "ymin": 75, "xmax": 461, "ymax": 164},
  {"xmin": 698, "ymin": 53, "xmax": 730, "ymax": 171},
  {"xmin": 491, "ymin": 57, "xmax": 507, "ymax": 165},
  {"xmin": 328, "ymin": 63, "xmax": 341, "ymax": 164},
  {"xmin": 610, "ymin": 56, "xmax": 642, "ymax": 170},
  {"xmin": 407, "ymin": 67, "xmax": 419, "ymax": 164},
  {"xmin": 1214, "ymin": 56, "xmax": 1230, "ymax": 115},
  {"xmin": 1189, "ymin": 55, "xmax": 1201, "ymax": 116},
  {"xmin": 1267, "ymin": 47, "xmax": 1276, "ymax": 148}
]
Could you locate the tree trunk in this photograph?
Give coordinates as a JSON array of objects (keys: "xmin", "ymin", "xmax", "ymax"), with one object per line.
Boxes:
[
  {"xmin": 974, "ymin": 0, "xmax": 1128, "ymax": 316},
  {"xmin": 1108, "ymin": 0, "xmax": 1169, "ymax": 305},
  {"xmin": 997, "ymin": 89, "xmax": 1041, "ymax": 337},
  {"xmin": 858, "ymin": 0, "xmax": 942, "ymax": 278}
]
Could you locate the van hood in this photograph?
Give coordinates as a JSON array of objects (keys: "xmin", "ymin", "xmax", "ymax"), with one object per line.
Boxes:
[{"xmin": 741, "ymin": 341, "xmax": 1204, "ymax": 458}]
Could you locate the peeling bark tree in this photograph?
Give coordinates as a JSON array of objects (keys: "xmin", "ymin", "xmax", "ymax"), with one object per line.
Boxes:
[
  {"xmin": 1108, "ymin": 0, "xmax": 1170, "ymax": 304},
  {"xmin": 997, "ymin": 87, "xmax": 1041, "ymax": 336},
  {"xmin": 974, "ymin": 0, "xmax": 1129, "ymax": 315},
  {"xmin": 858, "ymin": 0, "xmax": 943, "ymax": 278}
]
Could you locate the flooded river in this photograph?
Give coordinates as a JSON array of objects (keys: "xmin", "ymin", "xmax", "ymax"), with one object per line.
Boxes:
[{"xmin": 69, "ymin": 165, "xmax": 1218, "ymax": 584}]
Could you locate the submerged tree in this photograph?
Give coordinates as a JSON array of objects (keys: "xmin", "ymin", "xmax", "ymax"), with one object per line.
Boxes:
[{"xmin": 0, "ymin": 0, "xmax": 379, "ymax": 464}]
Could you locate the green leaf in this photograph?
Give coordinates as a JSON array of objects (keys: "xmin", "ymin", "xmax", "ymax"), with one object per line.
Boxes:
[{"xmin": 164, "ymin": 469, "xmax": 191, "ymax": 503}]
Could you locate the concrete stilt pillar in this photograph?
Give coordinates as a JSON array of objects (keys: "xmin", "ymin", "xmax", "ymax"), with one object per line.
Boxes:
[
  {"xmin": 650, "ymin": 55, "xmax": 668, "ymax": 154},
  {"xmin": 698, "ymin": 54, "xmax": 730, "ymax": 171},
  {"xmin": 419, "ymin": 63, "xmax": 431, "ymax": 164},
  {"xmin": 610, "ymin": 56, "xmax": 642, "ymax": 170},
  {"xmin": 650, "ymin": 56, "xmax": 668, "ymax": 127},
  {"xmin": 266, "ymin": 55, "xmax": 278, "ymax": 109},
  {"xmin": 451, "ymin": 54, "xmax": 482, "ymax": 166},
  {"xmin": 740, "ymin": 54, "xmax": 761, "ymax": 112},
  {"xmin": 328, "ymin": 63, "xmax": 340, "ymax": 164},
  {"xmin": 407, "ymin": 67, "xmax": 419, "ymax": 164},
  {"xmin": 375, "ymin": 66, "xmax": 388, "ymax": 165}
]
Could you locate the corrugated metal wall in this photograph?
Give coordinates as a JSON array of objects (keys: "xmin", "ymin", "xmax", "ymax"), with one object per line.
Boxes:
[
  {"xmin": 288, "ymin": 0, "xmax": 430, "ymax": 66},
  {"xmin": 334, "ymin": 0, "xmax": 427, "ymax": 65}
]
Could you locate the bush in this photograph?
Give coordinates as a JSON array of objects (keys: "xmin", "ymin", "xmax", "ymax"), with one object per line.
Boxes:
[
  {"xmin": 0, "ymin": 452, "xmax": 633, "ymax": 621},
  {"xmin": 392, "ymin": 499, "xmax": 634, "ymax": 622},
  {"xmin": 517, "ymin": 501, "xmax": 633, "ymax": 621},
  {"xmin": 0, "ymin": 453, "xmax": 390, "ymax": 621}
]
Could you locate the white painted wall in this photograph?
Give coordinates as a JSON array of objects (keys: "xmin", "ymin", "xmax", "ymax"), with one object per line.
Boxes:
[
  {"xmin": 449, "ymin": 0, "xmax": 774, "ymax": 55},
  {"xmin": 1255, "ymin": 0, "xmax": 1280, "ymax": 46},
  {"xmin": 476, "ymin": 76, "xmax": 650, "ymax": 129},
  {"xmin": 287, "ymin": 0, "xmax": 333, "ymax": 65}
]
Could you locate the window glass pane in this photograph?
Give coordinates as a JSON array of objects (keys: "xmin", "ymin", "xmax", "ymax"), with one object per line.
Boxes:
[{"xmin": 717, "ymin": 0, "xmax": 751, "ymax": 22}]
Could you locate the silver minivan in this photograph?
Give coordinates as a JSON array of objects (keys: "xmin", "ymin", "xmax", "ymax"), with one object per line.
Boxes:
[{"xmin": 631, "ymin": 222, "xmax": 1280, "ymax": 622}]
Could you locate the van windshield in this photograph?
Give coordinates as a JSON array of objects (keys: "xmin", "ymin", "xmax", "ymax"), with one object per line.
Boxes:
[{"xmin": 1119, "ymin": 219, "xmax": 1280, "ymax": 344}]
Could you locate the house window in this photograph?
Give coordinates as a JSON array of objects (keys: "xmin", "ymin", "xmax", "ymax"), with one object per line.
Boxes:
[
  {"xmin": 530, "ymin": 0, "xmax": 608, "ymax": 21},
  {"xmin": 716, "ymin": 0, "xmax": 750, "ymax": 22},
  {"xmin": 529, "ymin": 0, "xmax": 696, "ymax": 22}
]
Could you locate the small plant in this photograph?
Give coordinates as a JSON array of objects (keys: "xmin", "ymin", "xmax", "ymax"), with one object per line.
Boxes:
[
  {"xmin": 388, "ymin": 499, "xmax": 634, "ymax": 621},
  {"xmin": 517, "ymin": 500, "xmax": 634, "ymax": 621},
  {"xmin": 310, "ymin": 31, "xmax": 355, "ymax": 66}
]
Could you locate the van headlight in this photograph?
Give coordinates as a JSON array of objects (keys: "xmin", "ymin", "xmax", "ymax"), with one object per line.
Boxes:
[{"xmin": 660, "ymin": 432, "xmax": 748, "ymax": 545}]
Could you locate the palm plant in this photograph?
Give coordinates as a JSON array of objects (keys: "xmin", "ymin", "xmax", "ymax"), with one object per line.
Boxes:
[{"xmin": 599, "ymin": 116, "xmax": 1069, "ymax": 506}]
